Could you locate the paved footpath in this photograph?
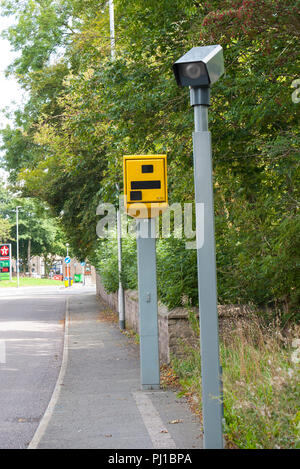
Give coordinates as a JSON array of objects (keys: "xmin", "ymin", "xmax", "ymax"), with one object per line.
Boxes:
[{"xmin": 29, "ymin": 291, "xmax": 203, "ymax": 449}]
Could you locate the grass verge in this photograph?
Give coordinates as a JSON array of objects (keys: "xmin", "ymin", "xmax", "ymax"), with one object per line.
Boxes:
[
  {"xmin": 0, "ymin": 278, "xmax": 63, "ymax": 287},
  {"xmin": 170, "ymin": 313, "xmax": 300, "ymax": 449}
]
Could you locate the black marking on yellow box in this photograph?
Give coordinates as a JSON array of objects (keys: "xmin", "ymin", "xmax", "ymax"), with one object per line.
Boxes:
[
  {"xmin": 131, "ymin": 180, "xmax": 161, "ymax": 190},
  {"xmin": 130, "ymin": 191, "xmax": 142, "ymax": 201},
  {"xmin": 142, "ymin": 165, "xmax": 154, "ymax": 173}
]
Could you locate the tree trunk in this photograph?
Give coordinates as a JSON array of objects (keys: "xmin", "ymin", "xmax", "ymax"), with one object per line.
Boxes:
[
  {"xmin": 27, "ymin": 238, "xmax": 31, "ymax": 277},
  {"xmin": 43, "ymin": 254, "xmax": 49, "ymax": 277}
]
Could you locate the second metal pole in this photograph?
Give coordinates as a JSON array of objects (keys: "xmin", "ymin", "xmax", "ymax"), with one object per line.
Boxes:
[{"xmin": 136, "ymin": 218, "xmax": 160, "ymax": 390}]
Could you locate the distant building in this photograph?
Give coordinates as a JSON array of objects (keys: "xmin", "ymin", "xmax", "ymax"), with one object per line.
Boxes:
[{"xmin": 11, "ymin": 255, "xmax": 95, "ymax": 283}]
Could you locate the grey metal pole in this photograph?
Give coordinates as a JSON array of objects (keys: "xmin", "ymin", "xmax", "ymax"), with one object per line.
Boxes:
[
  {"xmin": 109, "ymin": 0, "xmax": 115, "ymax": 60},
  {"xmin": 66, "ymin": 244, "xmax": 71, "ymax": 287},
  {"xmin": 117, "ymin": 208, "xmax": 125, "ymax": 329},
  {"xmin": 190, "ymin": 86, "xmax": 223, "ymax": 449},
  {"xmin": 109, "ymin": 1, "xmax": 125, "ymax": 330},
  {"xmin": 9, "ymin": 243, "xmax": 12, "ymax": 282},
  {"xmin": 16, "ymin": 207, "xmax": 20, "ymax": 288},
  {"xmin": 136, "ymin": 218, "xmax": 160, "ymax": 390},
  {"xmin": 82, "ymin": 263, "xmax": 85, "ymax": 286}
]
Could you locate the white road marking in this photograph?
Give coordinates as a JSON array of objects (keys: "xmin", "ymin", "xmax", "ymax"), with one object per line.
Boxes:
[
  {"xmin": 27, "ymin": 297, "xmax": 70, "ymax": 449},
  {"xmin": 132, "ymin": 391, "xmax": 176, "ymax": 449}
]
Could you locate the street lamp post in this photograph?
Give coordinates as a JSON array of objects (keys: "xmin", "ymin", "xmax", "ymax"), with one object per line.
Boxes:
[
  {"xmin": 16, "ymin": 206, "xmax": 21, "ymax": 288},
  {"xmin": 66, "ymin": 243, "xmax": 71, "ymax": 287},
  {"xmin": 109, "ymin": 0, "xmax": 126, "ymax": 330},
  {"xmin": 173, "ymin": 45, "xmax": 224, "ymax": 449},
  {"xmin": 116, "ymin": 184, "xmax": 125, "ymax": 330},
  {"xmin": 82, "ymin": 261, "xmax": 85, "ymax": 286},
  {"xmin": 109, "ymin": 0, "xmax": 115, "ymax": 60},
  {"xmin": 116, "ymin": 203, "xmax": 125, "ymax": 329}
]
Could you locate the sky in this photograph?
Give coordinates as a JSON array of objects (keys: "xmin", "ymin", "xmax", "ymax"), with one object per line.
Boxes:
[{"xmin": 0, "ymin": 15, "xmax": 25, "ymax": 181}]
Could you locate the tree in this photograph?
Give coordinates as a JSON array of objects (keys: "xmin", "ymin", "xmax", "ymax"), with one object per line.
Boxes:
[
  {"xmin": 0, "ymin": 182, "xmax": 67, "ymax": 274},
  {"xmin": 0, "ymin": 216, "xmax": 11, "ymax": 242},
  {"xmin": 0, "ymin": 0, "xmax": 299, "ymax": 312}
]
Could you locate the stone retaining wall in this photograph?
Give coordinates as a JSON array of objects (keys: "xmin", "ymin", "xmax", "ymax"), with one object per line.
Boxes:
[{"xmin": 96, "ymin": 272, "xmax": 255, "ymax": 363}]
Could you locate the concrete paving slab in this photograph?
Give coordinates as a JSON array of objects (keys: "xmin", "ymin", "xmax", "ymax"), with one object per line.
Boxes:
[{"xmin": 33, "ymin": 292, "xmax": 203, "ymax": 449}]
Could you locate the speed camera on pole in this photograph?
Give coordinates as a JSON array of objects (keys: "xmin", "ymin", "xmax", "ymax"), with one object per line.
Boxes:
[
  {"xmin": 123, "ymin": 154, "xmax": 168, "ymax": 390},
  {"xmin": 173, "ymin": 45, "xmax": 224, "ymax": 449}
]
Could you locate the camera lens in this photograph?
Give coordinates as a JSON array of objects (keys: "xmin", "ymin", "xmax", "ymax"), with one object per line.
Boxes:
[{"xmin": 182, "ymin": 62, "xmax": 203, "ymax": 79}]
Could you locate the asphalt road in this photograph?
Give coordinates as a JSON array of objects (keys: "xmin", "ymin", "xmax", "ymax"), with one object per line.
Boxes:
[{"xmin": 0, "ymin": 285, "xmax": 95, "ymax": 449}]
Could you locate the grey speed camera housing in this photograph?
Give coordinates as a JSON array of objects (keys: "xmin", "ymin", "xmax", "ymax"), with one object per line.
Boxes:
[{"xmin": 173, "ymin": 45, "xmax": 224, "ymax": 88}]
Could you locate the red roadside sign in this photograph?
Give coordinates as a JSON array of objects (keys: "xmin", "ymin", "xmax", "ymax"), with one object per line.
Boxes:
[{"xmin": 0, "ymin": 244, "xmax": 10, "ymax": 260}]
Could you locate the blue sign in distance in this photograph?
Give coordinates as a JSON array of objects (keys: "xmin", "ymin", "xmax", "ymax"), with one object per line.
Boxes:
[
  {"xmin": 65, "ymin": 256, "xmax": 71, "ymax": 264},
  {"xmin": 80, "ymin": 261, "xmax": 85, "ymax": 267}
]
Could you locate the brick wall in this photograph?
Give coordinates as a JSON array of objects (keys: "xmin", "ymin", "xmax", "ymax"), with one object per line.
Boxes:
[
  {"xmin": 96, "ymin": 272, "xmax": 255, "ymax": 364},
  {"xmin": 96, "ymin": 275, "xmax": 119, "ymax": 311}
]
